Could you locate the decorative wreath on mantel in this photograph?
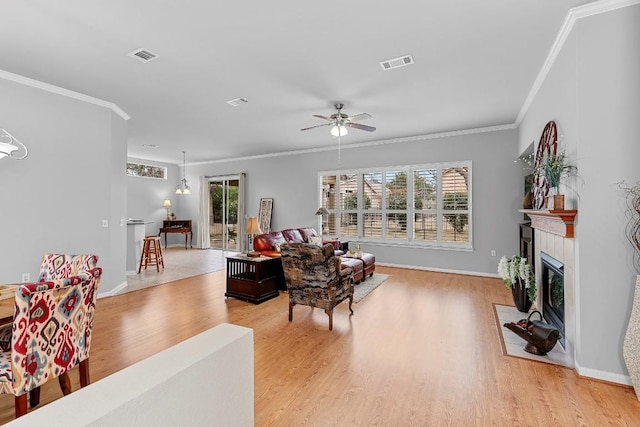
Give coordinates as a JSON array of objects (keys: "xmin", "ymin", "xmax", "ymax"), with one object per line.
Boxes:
[{"xmin": 531, "ymin": 121, "xmax": 558, "ymax": 210}]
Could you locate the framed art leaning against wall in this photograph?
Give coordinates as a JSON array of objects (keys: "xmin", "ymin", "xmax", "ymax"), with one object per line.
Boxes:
[{"xmin": 258, "ymin": 198, "xmax": 273, "ymax": 234}]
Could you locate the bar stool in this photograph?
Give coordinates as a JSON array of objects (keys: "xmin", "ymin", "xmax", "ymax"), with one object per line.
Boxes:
[{"xmin": 138, "ymin": 236, "xmax": 164, "ymax": 273}]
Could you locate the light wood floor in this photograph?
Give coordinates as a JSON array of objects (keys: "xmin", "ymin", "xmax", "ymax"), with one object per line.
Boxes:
[{"xmin": 1, "ymin": 267, "xmax": 639, "ymax": 425}]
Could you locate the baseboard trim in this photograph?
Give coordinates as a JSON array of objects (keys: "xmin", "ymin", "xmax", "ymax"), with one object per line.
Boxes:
[
  {"xmin": 376, "ymin": 262, "xmax": 500, "ymax": 279},
  {"xmin": 98, "ymin": 280, "xmax": 128, "ymax": 298},
  {"xmin": 574, "ymin": 360, "xmax": 632, "ymax": 386}
]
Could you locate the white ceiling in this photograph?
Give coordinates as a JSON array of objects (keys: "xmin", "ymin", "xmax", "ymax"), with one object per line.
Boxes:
[{"xmin": 1, "ymin": 0, "xmax": 596, "ymax": 164}]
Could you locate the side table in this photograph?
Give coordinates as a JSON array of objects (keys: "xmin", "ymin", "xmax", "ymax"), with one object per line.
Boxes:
[{"xmin": 225, "ymin": 255, "xmax": 282, "ymax": 304}]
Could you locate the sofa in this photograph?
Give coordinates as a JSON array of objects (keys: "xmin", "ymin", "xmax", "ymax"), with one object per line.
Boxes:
[
  {"xmin": 252, "ymin": 227, "xmax": 374, "ymax": 283},
  {"xmin": 253, "ymin": 227, "xmax": 327, "ymax": 257}
]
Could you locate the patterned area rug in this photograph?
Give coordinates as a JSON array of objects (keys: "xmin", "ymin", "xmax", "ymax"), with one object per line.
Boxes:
[
  {"xmin": 493, "ymin": 303, "xmax": 572, "ymax": 367},
  {"xmin": 353, "ymin": 274, "xmax": 389, "ymax": 303}
]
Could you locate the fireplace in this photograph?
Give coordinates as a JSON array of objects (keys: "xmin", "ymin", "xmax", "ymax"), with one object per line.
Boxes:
[{"xmin": 540, "ymin": 252, "xmax": 565, "ymax": 348}]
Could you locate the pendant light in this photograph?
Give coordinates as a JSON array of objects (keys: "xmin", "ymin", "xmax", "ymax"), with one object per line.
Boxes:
[{"xmin": 175, "ymin": 150, "xmax": 191, "ymax": 195}]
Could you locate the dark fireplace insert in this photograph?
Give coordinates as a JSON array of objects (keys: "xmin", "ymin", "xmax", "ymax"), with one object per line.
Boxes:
[{"xmin": 540, "ymin": 252, "xmax": 565, "ymax": 348}]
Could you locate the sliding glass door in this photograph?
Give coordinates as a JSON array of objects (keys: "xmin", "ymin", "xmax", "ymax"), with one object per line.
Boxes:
[{"xmin": 209, "ymin": 178, "xmax": 240, "ymax": 250}]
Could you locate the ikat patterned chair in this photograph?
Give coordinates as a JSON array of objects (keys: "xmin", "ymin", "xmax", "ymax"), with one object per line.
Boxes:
[
  {"xmin": 280, "ymin": 242, "xmax": 354, "ymax": 331},
  {"xmin": 0, "ymin": 254, "xmax": 101, "ymax": 417},
  {"xmin": 38, "ymin": 253, "xmax": 98, "ymax": 282}
]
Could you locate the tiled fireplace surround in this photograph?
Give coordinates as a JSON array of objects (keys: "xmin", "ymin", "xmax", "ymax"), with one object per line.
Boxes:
[{"xmin": 533, "ymin": 227, "xmax": 575, "ymax": 367}]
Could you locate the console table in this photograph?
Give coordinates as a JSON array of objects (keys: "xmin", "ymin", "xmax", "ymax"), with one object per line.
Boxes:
[
  {"xmin": 225, "ymin": 255, "xmax": 282, "ymax": 304},
  {"xmin": 159, "ymin": 219, "xmax": 193, "ymax": 249}
]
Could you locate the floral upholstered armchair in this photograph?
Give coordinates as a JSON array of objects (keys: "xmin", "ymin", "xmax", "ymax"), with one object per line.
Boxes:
[
  {"xmin": 0, "ymin": 254, "xmax": 102, "ymax": 418},
  {"xmin": 280, "ymin": 242, "xmax": 354, "ymax": 331}
]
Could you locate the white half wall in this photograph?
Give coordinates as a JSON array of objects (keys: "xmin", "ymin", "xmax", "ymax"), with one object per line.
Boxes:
[{"xmin": 6, "ymin": 323, "xmax": 254, "ymax": 427}]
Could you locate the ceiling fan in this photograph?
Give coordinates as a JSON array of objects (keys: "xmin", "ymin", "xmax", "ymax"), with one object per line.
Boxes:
[{"xmin": 301, "ymin": 103, "xmax": 376, "ymax": 136}]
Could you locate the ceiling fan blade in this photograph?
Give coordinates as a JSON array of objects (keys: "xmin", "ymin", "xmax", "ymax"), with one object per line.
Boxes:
[
  {"xmin": 301, "ymin": 123, "xmax": 333, "ymax": 131},
  {"xmin": 312, "ymin": 114, "xmax": 333, "ymax": 121},
  {"xmin": 346, "ymin": 122, "xmax": 376, "ymax": 132},
  {"xmin": 346, "ymin": 113, "xmax": 372, "ymax": 121}
]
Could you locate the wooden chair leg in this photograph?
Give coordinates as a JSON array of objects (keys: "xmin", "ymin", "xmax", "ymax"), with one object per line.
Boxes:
[
  {"xmin": 325, "ymin": 308, "xmax": 333, "ymax": 331},
  {"xmin": 15, "ymin": 394, "xmax": 27, "ymax": 418},
  {"xmin": 58, "ymin": 372, "xmax": 72, "ymax": 395},
  {"xmin": 29, "ymin": 387, "xmax": 40, "ymax": 407},
  {"xmin": 288, "ymin": 302, "xmax": 295, "ymax": 322},
  {"xmin": 79, "ymin": 359, "xmax": 90, "ymax": 388},
  {"xmin": 137, "ymin": 238, "xmax": 150, "ymax": 273},
  {"xmin": 348, "ymin": 295, "xmax": 354, "ymax": 314}
]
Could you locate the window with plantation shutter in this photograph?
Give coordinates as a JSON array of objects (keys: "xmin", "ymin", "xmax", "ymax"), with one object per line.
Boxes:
[
  {"xmin": 319, "ymin": 161, "xmax": 471, "ymax": 249},
  {"xmin": 363, "ymin": 172, "xmax": 382, "ymax": 238},
  {"xmin": 414, "ymin": 168, "xmax": 437, "ymax": 242},
  {"xmin": 385, "ymin": 170, "xmax": 408, "ymax": 240},
  {"xmin": 339, "ymin": 174, "xmax": 359, "ymax": 238},
  {"xmin": 441, "ymin": 167, "xmax": 470, "ymax": 243}
]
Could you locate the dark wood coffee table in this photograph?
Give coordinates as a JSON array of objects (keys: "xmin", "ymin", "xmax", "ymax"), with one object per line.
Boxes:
[{"xmin": 225, "ymin": 255, "xmax": 282, "ymax": 304}]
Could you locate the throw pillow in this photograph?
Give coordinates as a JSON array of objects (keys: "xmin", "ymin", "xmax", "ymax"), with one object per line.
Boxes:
[
  {"xmin": 308, "ymin": 236, "xmax": 322, "ymax": 246},
  {"xmin": 273, "ymin": 242, "xmax": 281, "ymax": 252}
]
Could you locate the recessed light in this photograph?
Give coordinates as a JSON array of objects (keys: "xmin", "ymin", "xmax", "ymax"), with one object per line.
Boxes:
[{"xmin": 143, "ymin": 144, "xmax": 159, "ymax": 149}]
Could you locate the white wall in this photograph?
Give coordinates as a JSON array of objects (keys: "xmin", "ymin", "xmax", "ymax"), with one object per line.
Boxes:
[
  {"xmin": 519, "ymin": 4, "xmax": 640, "ymax": 381},
  {"xmin": 0, "ymin": 77, "xmax": 128, "ymax": 294},
  {"xmin": 181, "ymin": 127, "xmax": 523, "ymax": 276}
]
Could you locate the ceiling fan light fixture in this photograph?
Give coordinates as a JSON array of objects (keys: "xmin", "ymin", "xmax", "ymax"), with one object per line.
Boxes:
[{"xmin": 330, "ymin": 124, "xmax": 348, "ymax": 137}]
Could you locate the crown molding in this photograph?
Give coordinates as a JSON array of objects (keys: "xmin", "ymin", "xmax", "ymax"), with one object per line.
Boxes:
[
  {"xmin": 188, "ymin": 123, "xmax": 517, "ymax": 166},
  {"xmin": 515, "ymin": 0, "xmax": 640, "ymax": 125},
  {"xmin": 0, "ymin": 68, "xmax": 130, "ymax": 121}
]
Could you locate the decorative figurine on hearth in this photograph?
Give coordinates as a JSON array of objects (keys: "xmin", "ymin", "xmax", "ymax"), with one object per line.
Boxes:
[{"xmin": 504, "ymin": 310, "xmax": 560, "ymax": 355}]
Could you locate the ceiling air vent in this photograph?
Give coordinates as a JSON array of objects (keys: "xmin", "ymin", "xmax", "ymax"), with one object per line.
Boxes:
[
  {"xmin": 226, "ymin": 97, "xmax": 249, "ymax": 107},
  {"xmin": 380, "ymin": 54, "xmax": 414, "ymax": 71},
  {"xmin": 127, "ymin": 48, "xmax": 159, "ymax": 63}
]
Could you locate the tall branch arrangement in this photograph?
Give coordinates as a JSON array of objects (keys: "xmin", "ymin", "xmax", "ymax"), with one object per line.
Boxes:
[{"xmin": 621, "ymin": 182, "xmax": 640, "ymax": 272}]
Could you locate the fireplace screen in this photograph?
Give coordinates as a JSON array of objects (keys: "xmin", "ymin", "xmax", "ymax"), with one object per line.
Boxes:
[{"xmin": 540, "ymin": 252, "xmax": 565, "ymax": 348}]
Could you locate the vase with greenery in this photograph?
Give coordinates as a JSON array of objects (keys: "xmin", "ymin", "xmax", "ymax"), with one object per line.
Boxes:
[
  {"xmin": 622, "ymin": 181, "xmax": 640, "ymax": 400},
  {"xmin": 498, "ymin": 255, "xmax": 537, "ymax": 312},
  {"xmin": 539, "ymin": 148, "xmax": 577, "ymax": 210}
]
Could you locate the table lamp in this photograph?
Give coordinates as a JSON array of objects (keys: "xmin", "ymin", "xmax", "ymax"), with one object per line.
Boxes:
[
  {"xmin": 162, "ymin": 199, "xmax": 172, "ymax": 219},
  {"xmin": 246, "ymin": 217, "xmax": 262, "ymax": 256}
]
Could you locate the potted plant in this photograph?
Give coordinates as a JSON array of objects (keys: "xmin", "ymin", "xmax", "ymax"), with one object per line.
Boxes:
[
  {"xmin": 498, "ymin": 255, "xmax": 537, "ymax": 313},
  {"xmin": 539, "ymin": 148, "xmax": 577, "ymax": 210}
]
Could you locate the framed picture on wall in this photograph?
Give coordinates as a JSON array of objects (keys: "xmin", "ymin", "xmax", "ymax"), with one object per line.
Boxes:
[{"xmin": 258, "ymin": 198, "xmax": 273, "ymax": 234}]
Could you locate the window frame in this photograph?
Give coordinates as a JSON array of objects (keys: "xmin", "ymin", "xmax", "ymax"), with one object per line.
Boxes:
[{"xmin": 318, "ymin": 161, "xmax": 472, "ymax": 250}]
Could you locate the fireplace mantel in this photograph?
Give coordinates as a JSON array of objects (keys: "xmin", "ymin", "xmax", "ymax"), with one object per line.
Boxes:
[{"xmin": 519, "ymin": 209, "xmax": 578, "ymax": 238}]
